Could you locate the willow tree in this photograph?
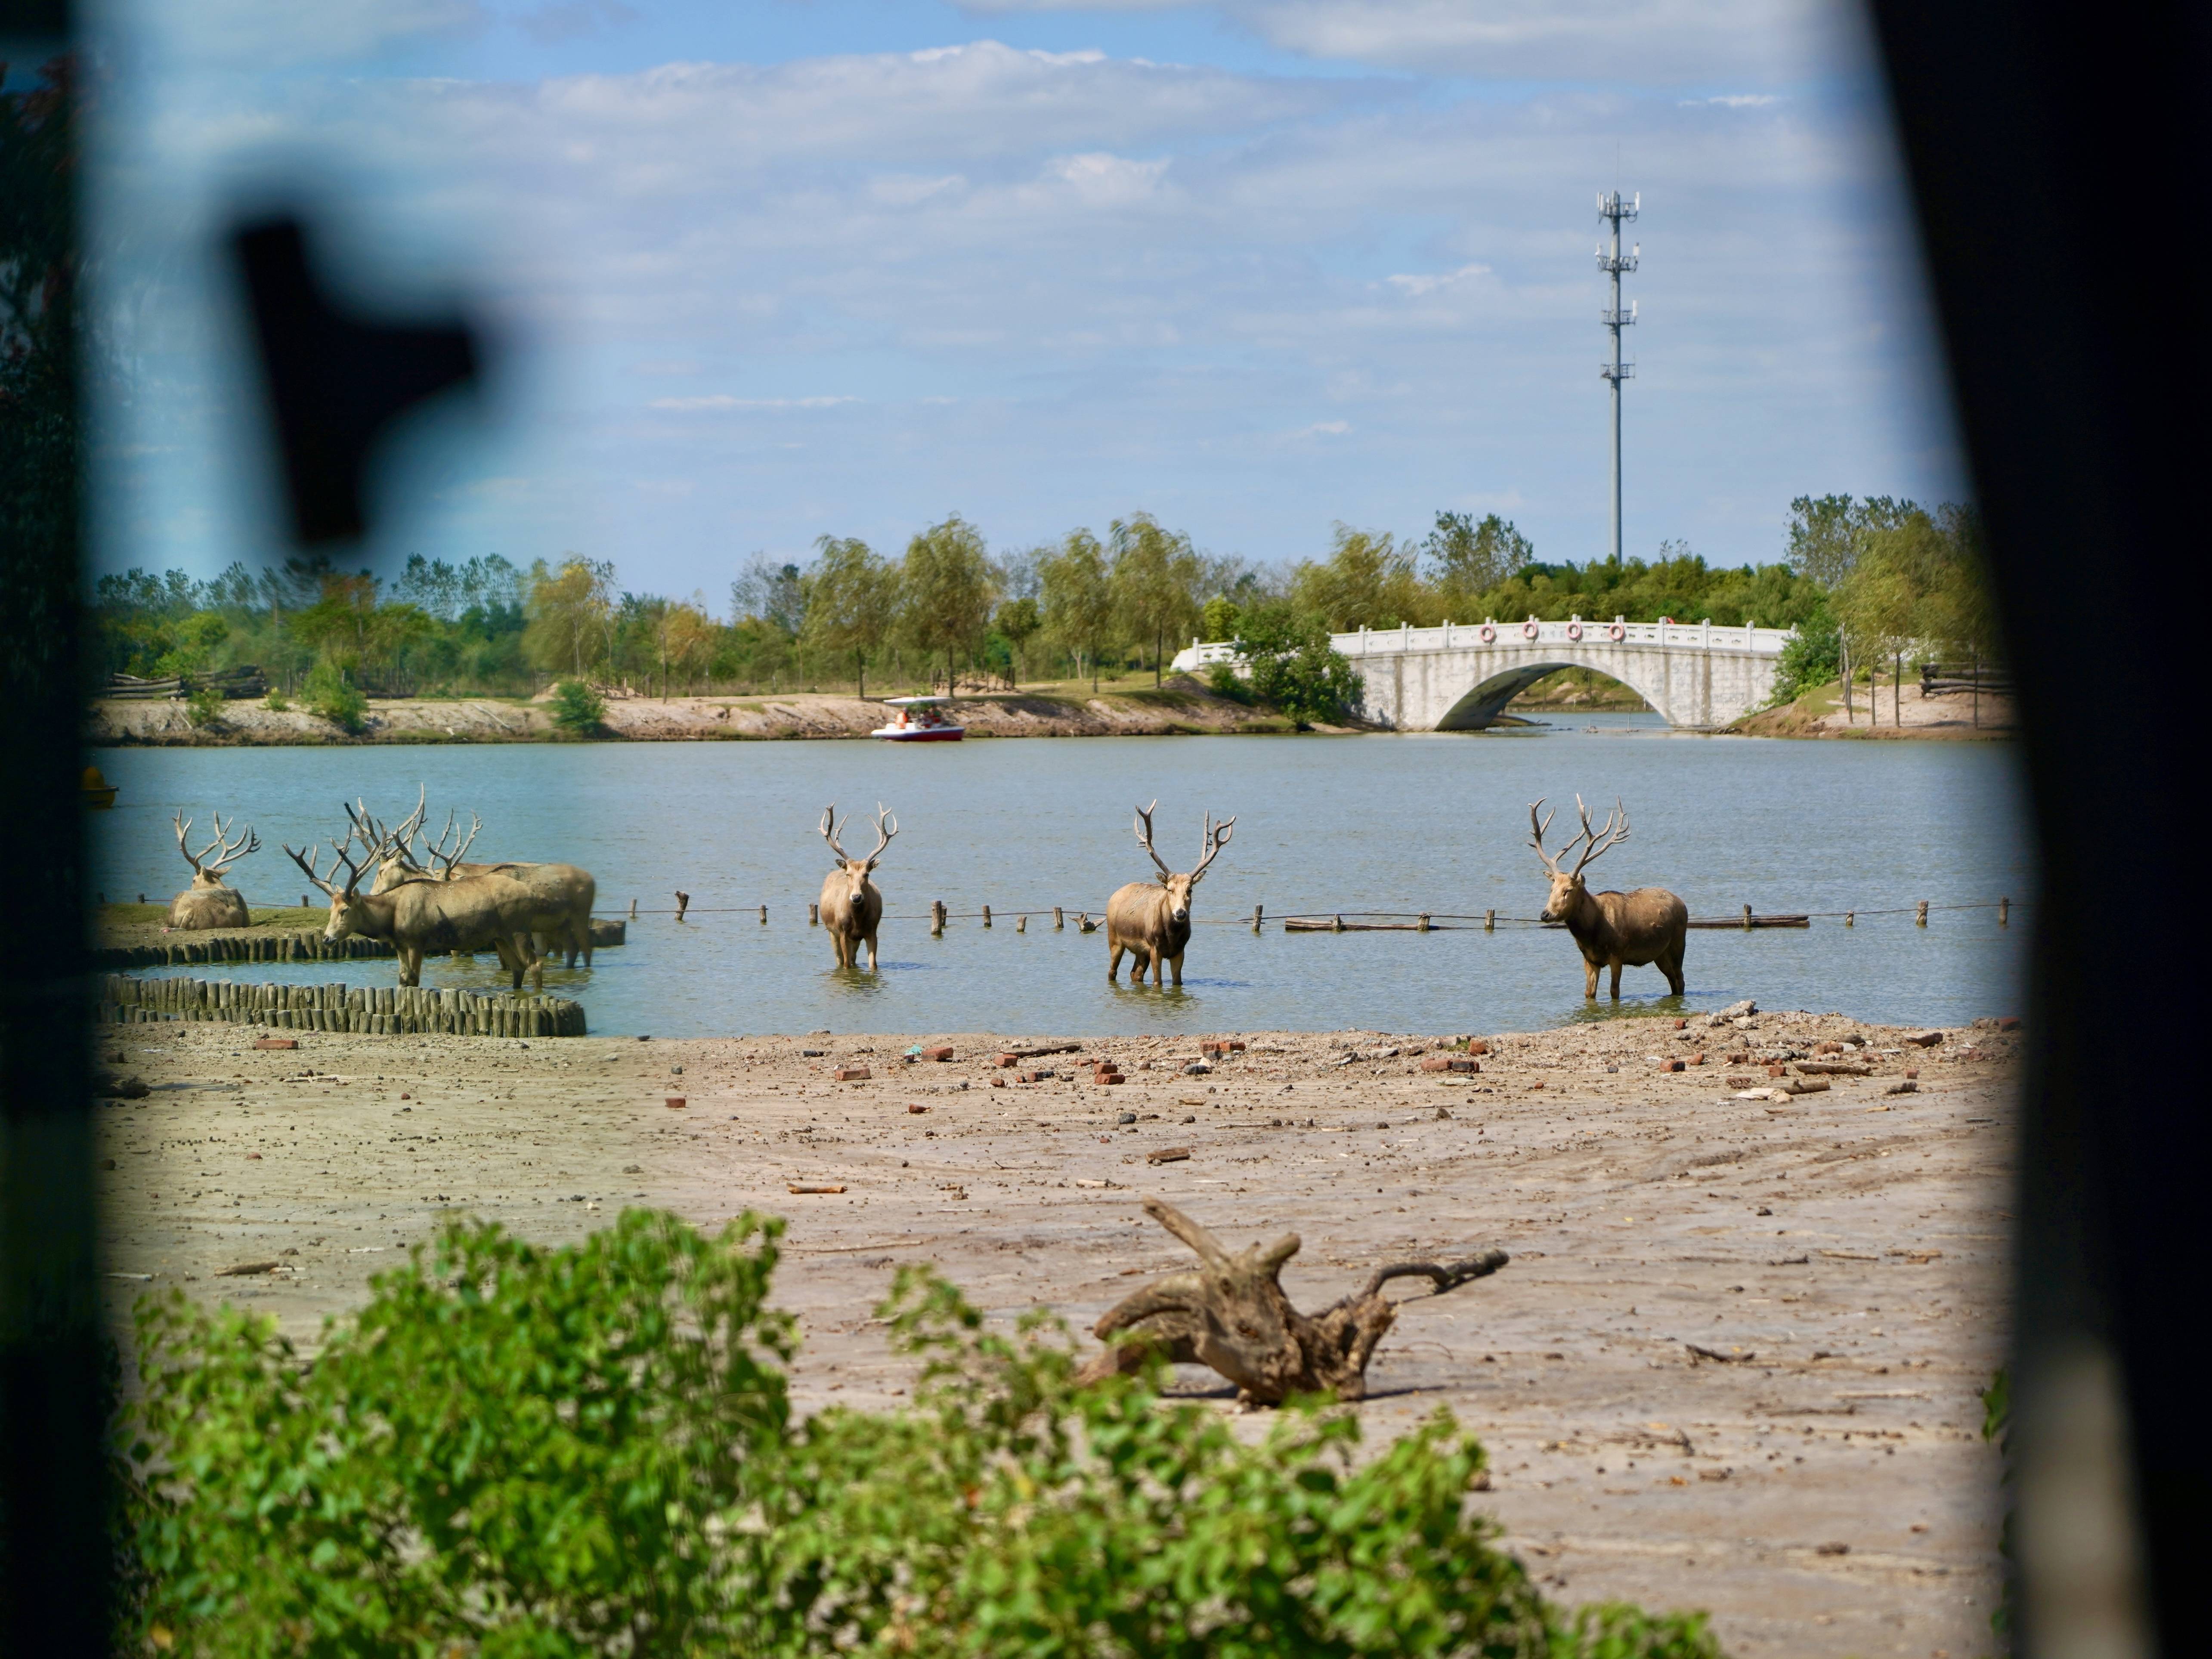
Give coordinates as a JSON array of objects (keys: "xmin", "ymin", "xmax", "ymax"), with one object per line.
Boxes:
[
  {"xmin": 1041, "ymin": 529, "xmax": 1116, "ymax": 692},
  {"xmin": 804, "ymin": 536, "xmax": 899, "ymax": 698},
  {"xmin": 524, "ymin": 556, "xmax": 616, "ymax": 682},
  {"xmin": 1108, "ymin": 513, "xmax": 1201, "ymax": 685},
  {"xmin": 1290, "ymin": 523, "xmax": 1427, "ymax": 631},
  {"xmin": 899, "ymin": 516, "xmax": 994, "ymax": 690}
]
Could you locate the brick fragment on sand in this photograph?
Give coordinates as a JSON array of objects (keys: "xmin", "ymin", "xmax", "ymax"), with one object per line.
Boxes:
[
  {"xmin": 832, "ymin": 1067, "xmax": 870, "ymax": 1082},
  {"xmin": 1449, "ymin": 1056, "xmax": 1479, "ymax": 1073},
  {"xmin": 1099, "ymin": 1074, "xmax": 1126, "ymax": 1086},
  {"xmin": 665, "ymin": 1096, "xmax": 686, "ymax": 1109},
  {"xmin": 1466, "ymin": 1039, "xmax": 1490, "ymax": 1056},
  {"xmin": 787, "ymin": 1183, "xmax": 846, "ymax": 1195},
  {"xmin": 255, "ymin": 1038, "xmax": 297, "ymax": 1051},
  {"xmin": 1904, "ymin": 1031, "xmax": 1944, "ymax": 1047},
  {"xmin": 1659, "ymin": 1058, "xmax": 1685, "ymax": 1073},
  {"xmin": 1146, "ymin": 1146, "xmax": 1192, "ymax": 1164},
  {"xmin": 1687, "ymin": 1053, "xmax": 1705, "ymax": 1066},
  {"xmin": 1420, "ymin": 1055, "xmax": 1454, "ymax": 1072},
  {"xmin": 990, "ymin": 1076, "xmax": 1006, "ymax": 1087},
  {"xmin": 1767, "ymin": 1063, "xmax": 1788, "ymax": 1077},
  {"xmin": 996, "ymin": 1052, "xmax": 1019, "ymax": 1067},
  {"xmin": 920, "ymin": 1045, "xmax": 953, "ymax": 1062}
]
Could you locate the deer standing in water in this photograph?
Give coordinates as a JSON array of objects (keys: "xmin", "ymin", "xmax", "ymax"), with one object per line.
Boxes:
[
  {"xmin": 818, "ymin": 803, "xmax": 897, "ymax": 970},
  {"xmin": 168, "ymin": 811, "xmax": 258, "ymax": 929},
  {"xmin": 356, "ymin": 791, "xmax": 599, "ymax": 967},
  {"xmin": 1106, "ymin": 801, "xmax": 1234, "ymax": 986},
  {"xmin": 1529, "ymin": 795, "xmax": 1687, "ymax": 999}
]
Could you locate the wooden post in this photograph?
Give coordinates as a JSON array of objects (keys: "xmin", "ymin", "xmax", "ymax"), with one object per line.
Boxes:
[
  {"xmin": 1742, "ymin": 903, "xmax": 1752, "ymax": 930},
  {"xmin": 1252, "ymin": 904, "xmax": 1263, "ymax": 932},
  {"xmin": 674, "ymin": 891, "xmax": 690, "ymax": 922},
  {"xmin": 982, "ymin": 904, "xmax": 992, "ymax": 929},
  {"xmin": 759, "ymin": 904, "xmax": 768, "ymax": 925},
  {"xmin": 809, "ymin": 902, "xmax": 820, "ymax": 926},
  {"xmin": 1915, "ymin": 900, "xmax": 1928, "ymax": 927},
  {"xmin": 1845, "ymin": 910, "xmax": 1855, "ymax": 926},
  {"xmin": 1999, "ymin": 896, "xmax": 2010, "ymax": 927},
  {"xmin": 1332, "ymin": 914, "xmax": 1345, "ymax": 932},
  {"xmin": 629, "ymin": 897, "xmax": 638, "ymax": 919},
  {"xmin": 1054, "ymin": 906, "xmax": 1064, "ymax": 929},
  {"xmin": 931, "ymin": 900, "xmax": 945, "ymax": 937},
  {"xmin": 1017, "ymin": 913, "xmax": 1027, "ymax": 932},
  {"xmin": 1484, "ymin": 908, "xmax": 1495, "ymax": 932},
  {"xmin": 1417, "ymin": 913, "xmax": 1431, "ymax": 932}
]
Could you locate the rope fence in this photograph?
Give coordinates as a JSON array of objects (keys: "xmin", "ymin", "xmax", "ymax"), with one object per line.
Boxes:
[{"xmin": 603, "ymin": 896, "xmax": 2025, "ymax": 932}]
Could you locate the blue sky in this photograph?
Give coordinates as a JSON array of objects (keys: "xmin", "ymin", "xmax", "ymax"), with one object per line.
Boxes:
[{"xmin": 86, "ymin": 0, "xmax": 1966, "ymax": 600}]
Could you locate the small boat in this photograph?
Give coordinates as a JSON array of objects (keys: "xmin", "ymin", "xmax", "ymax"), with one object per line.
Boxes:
[
  {"xmin": 82, "ymin": 765, "xmax": 118, "ymax": 809},
  {"xmin": 872, "ymin": 696, "xmax": 965, "ymax": 742}
]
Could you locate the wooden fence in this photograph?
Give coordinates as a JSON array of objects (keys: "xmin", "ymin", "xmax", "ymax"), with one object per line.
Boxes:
[{"xmin": 99, "ymin": 974, "xmax": 586, "ymax": 1037}]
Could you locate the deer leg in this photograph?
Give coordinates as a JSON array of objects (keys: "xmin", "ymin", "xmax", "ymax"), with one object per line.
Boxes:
[
  {"xmin": 864, "ymin": 929, "xmax": 879, "ymax": 971},
  {"xmin": 1169, "ymin": 951, "xmax": 1184, "ymax": 986},
  {"xmin": 399, "ymin": 947, "xmax": 421, "ymax": 987},
  {"xmin": 1584, "ymin": 957, "xmax": 1599, "ymax": 999},
  {"xmin": 1609, "ymin": 960, "xmax": 1623, "ymax": 1000},
  {"xmin": 1662, "ymin": 945, "xmax": 1686, "ymax": 996},
  {"xmin": 1108, "ymin": 941, "xmax": 1126, "ymax": 981}
]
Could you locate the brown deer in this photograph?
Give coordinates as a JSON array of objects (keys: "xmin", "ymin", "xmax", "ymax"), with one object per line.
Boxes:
[
  {"xmin": 285, "ymin": 819, "xmax": 547, "ymax": 990},
  {"xmin": 1529, "ymin": 795, "xmax": 1687, "ymax": 1000},
  {"xmin": 818, "ymin": 803, "xmax": 897, "ymax": 970},
  {"xmin": 1107, "ymin": 801, "xmax": 1234, "ymax": 985},
  {"xmin": 357, "ymin": 792, "xmax": 598, "ymax": 967},
  {"xmin": 168, "ymin": 811, "xmax": 258, "ymax": 929}
]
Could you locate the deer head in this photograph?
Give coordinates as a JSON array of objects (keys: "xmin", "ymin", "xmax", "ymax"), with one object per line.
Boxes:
[
  {"xmin": 174, "ymin": 811, "xmax": 259, "ymax": 891},
  {"xmin": 820, "ymin": 802, "xmax": 897, "ymax": 903},
  {"xmin": 1133, "ymin": 799, "xmax": 1235, "ymax": 925},
  {"xmin": 1528, "ymin": 794, "xmax": 1630, "ymax": 921},
  {"xmin": 285, "ymin": 820, "xmax": 384, "ymax": 939},
  {"xmin": 348, "ymin": 787, "xmax": 434, "ymax": 889}
]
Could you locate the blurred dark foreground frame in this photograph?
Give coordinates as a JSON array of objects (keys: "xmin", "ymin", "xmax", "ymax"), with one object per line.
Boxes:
[{"xmin": 2, "ymin": 0, "xmax": 2203, "ymax": 1650}]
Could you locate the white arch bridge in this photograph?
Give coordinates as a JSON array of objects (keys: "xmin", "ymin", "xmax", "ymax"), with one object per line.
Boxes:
[{"xmin": 1171, "ymin": 617, "xmax": 1795, "ymax": 731}]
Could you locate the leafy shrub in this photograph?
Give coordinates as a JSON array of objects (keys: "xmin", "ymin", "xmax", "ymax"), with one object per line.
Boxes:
[
  {"xmin": 301, "ymin": 660, "xmax": 367, "ymax": 733},
  {"xmin": 261, "ymin": 688, "xmax": 289, "ymax": 712},
  {"xmin": 1203, "ymin": 660, "xmax": 1252, "ymax": 704},
  {"xmin": 1240, "ymin": 608, "xmax": 1360, "ymax": 728},
  {"xmin": 182, "ymin": 686, "xmax": 226, "ymax": 729},
  {"xmin": 1200, "ymin": 594, "xmax": 1243, "ymax": 640},
  {"xmin": 1767, "ymin": 604, "xmax": 1840, "ymax": 705},
  {"xmin": 117, "ymin": 1211, "xmax": 1726, "ymax": 1659},
  {"xmin": 550, "ymin": 677, "xmax": 608, "ymax": 738}
]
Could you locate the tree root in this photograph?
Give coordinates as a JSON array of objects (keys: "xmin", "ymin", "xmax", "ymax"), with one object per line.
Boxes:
[{"xmin": 1076, "ymin": 1196, "xmax": 1509, "ymax": 1405}]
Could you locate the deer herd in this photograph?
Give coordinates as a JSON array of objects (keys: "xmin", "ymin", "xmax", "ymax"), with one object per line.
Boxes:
[{"xmin": 160, "ymin": 786, "xmax": 1690, "ymax": 1000}]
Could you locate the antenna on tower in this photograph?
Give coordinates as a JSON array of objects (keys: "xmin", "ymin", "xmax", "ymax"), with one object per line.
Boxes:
[{"xmin": 1596, "ymin": 189, "xmax": 1640, "ymax": 565}]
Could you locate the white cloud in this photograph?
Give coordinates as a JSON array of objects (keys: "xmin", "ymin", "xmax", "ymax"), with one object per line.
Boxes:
[
  {"xmin": 1684, "ymin": 93, "xmax": 1784, "ymax": 107},
  {"xmin": 1385, "ymin": 261, "xmax": 1491, "ymax": 297},
  {"xmin": 647, "ymin": 395, "xmax": 859, "ymax": 411},
  {"xmin": 1299, "ymin": 419, "xmax": 1352, "ymax": 435}
]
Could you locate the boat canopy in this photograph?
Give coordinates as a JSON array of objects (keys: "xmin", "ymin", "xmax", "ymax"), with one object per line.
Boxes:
[{"xmin": 881, "ymin": 695, "xmax": 953, "ymax": 706}]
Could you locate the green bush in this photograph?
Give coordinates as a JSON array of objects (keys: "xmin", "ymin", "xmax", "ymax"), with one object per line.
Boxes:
[
  {"xmin": 1240, "ymin": 609, "xmax": 1359, "ymax": 728},
  {"xmin": 1767, "ymin": 603, "xmax": 1839, "ymax": 705},
  {"xmin": 183, "ymin": 686, "xmax": 226, "ymax": 728},
  {"xmin": 550, "ymin": 677, "xmax": 608, "ymax": 738},
  {"xmin": 301, "ymin": 661, "xmax": 367, "ymax": 733},
  {"xmin": 116, "ymin": 1211, "xmax": 1725, "ymax": 1659},
  {"xmin": 261, "ymin": 688, "xmax": 289, "ymax": 712},
  {"xmin": 1204, "ymin": 660, "xmax": 1252, "ymax": 704}
]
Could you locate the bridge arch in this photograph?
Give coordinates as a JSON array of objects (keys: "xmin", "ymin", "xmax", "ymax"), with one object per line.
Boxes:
[{"xmin": 1437, "ymin": 656, "xmax": 1658, "ymax": 729}]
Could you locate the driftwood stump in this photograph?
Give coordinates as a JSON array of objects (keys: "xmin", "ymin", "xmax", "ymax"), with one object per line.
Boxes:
[{"xmin": 1077, "ymin": 1197, "xmax": 1509, "ymax": 1405}]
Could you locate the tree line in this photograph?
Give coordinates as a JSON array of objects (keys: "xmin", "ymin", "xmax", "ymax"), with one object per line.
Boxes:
[{"xmin": 90, "ymin": 497, "xmax": 1998, "ymax": 715}]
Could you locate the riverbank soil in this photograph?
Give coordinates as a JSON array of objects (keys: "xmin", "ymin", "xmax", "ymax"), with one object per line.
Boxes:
[
  {"xmin": 1510, "ymin": 665, "xmax": 1653, "ymax": 713},
  {"xmin": 86, "ymin": 678, "xmax": 1298, "ymax": 746},
  {"xmin": 1737, "ymin": 678, "xmax": 2016, "ymax": 740},
  {"xmin": 99, "ymin": 1009, "xmax": 2012, "ymax": 1656},
  {"xmin": 96, "ymin": 901, "xmax": 331, "ymax": 947}
]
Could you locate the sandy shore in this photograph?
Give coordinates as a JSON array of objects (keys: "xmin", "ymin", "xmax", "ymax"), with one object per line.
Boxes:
[
  {"xmin": 1737, "ymin": 680, "xmax": 2016, "ymax": 740},
  {"xmin": 99, "ymin": 1009, "xmax": 2014, "ymax": 1657}
]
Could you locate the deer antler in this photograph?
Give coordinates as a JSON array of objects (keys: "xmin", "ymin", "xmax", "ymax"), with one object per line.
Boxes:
[
  {"xmin": 820, "ymin": 805, "xmax": 851, "ymax": 864},
  {"xmin": 392, "ymin": 785, "xmax": 428, "ymax": 852},
  {"xmin": 1568, "ymin": 794, "xmax": 1630, "ymax": 877},
  {"xmin": 176, "ymin": 811, "xmax": 260, "ymax": 877},
  {"xmin": 421, "ymin": 811, "xmax": 481, "ymax": 879},
  {"xmin": 865, "ymin": 802, "xmax": 898, "ymax": 864},
  {"xmin": 285, "ymin": 830, "xmax": 371, "ymax": 901},
  {"xmin": 1133, "ymin": 800, "xmax": 1172, "ymax": 878},
  {"xmin": 1189, "ymin": 812, "xmax": 1236, "ymax": 882},
  {"xmin": 1528, "ymin": 798, "xmax": 1565, "ymax": 874}
]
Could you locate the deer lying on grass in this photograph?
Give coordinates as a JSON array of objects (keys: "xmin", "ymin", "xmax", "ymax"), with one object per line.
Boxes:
[
  {"xmin": 818, "ymin": 803, "xmax": 896, "ymax": 970},
  {"xmin": 1106, "ymin": 802, "xmax": 1233, "ymax": 986},
  {"xmin": 167, "ymin": 811, "xmax": 258, "ymax": 929},
  {"xmin": 1529, "ymin": 795, "xmax": 1686, "ymax": 1000},
  {"xmin": 287, "ymin": 818, "xmax": 558, "ymax": 990},
  {"xmin": 356, "ymin": 792, "xmax": 599, "ymax": 967}
]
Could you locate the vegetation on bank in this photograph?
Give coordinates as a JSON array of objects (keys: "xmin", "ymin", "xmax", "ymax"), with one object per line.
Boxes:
[
  {"xmin": 114, "ymin": 1210, "xmax": 1721, "ymax": 1659},
  {"xmin": 89, "ymin": 492, "xmax": 1998, "ymax": 734}
]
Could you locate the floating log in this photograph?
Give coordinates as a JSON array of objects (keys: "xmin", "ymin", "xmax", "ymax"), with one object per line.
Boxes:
[{"xmin": 1684, "ymin": 914, "xmax": 1810, "ymax": 929}]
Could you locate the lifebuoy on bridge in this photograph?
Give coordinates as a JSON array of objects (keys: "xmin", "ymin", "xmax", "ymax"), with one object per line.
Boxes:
[
  {"xmin": 1566, "ymin": 621, "xmax": 1583, "ymax": 642},
  {"xmin": 1608, "ymin": 622, "xmax": 1625, "ymax": 643},
  {"xmin": 1479, "ymin": 623, "xmax": 1496, "ymax": 644},
  {"xmin": 1522, "ymin": 619, "xmax": 1540, "ymax": 641}
]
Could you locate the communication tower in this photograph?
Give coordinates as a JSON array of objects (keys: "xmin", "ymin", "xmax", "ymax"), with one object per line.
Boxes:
[{"xmin": 1596, "ymin": 191, "xmax": 1640, "ymax": 564}]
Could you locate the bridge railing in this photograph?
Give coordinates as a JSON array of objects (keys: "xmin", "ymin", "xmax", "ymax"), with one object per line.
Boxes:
[{"xmin": 1169, "ymin": 616, "xmax": 1796, "ymax": 673}]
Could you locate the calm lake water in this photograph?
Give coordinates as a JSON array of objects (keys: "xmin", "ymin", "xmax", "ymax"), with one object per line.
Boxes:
[{"xmin": 92, "ymin": 718, "xmax": 2035, "ymax": 1038}]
